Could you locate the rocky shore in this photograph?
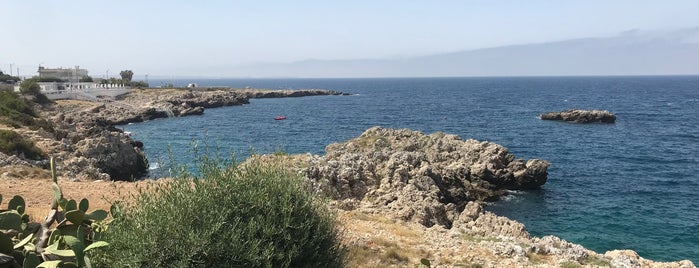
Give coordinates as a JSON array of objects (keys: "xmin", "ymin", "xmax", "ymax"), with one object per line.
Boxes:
[
  {"xmin": 247, "ymin": 127, "xmax": 694, "ymax": 267},
  {"xmin": 0, "ymin": 88, "xmax": 345, "ymax": 181},
  {"xmin": 540, "ymin": 109, "xmax": 616, "ymax": 123},
  {"xmin": 2, "ymin": 90, "xmax": 693, "ymax": 267},
  {"xmin": 91, "ymin": 88, "xmax": 346, "ymax": 125}
]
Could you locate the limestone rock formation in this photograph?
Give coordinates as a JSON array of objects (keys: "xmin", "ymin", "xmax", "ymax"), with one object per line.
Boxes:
[
  {"xmin": 240, "ymin": 89, "xmax": 347, "ymax": 98},
  {"xmin": 0, "ymin": 152, "xmax": 32, "ymax": 167},
  {"xmin": 89, "ymin": 89, "xmax": 344, "ymax": 125},
  {"xmin": 299, "ymin": 127, "xmax": 550, "ymax": 228},
  {"xmin": 540, "ymin": 109, "xmax": 616, "ymax": 123}
]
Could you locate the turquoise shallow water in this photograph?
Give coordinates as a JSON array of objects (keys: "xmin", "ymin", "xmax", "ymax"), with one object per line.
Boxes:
[{"xmin": 125, "ymin": 76, "xmax": 699, "ymax": 263}]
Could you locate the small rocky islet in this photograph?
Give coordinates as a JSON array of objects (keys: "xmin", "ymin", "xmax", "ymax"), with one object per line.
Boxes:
[
  {"xmin": 540, "ymin": 109, "xmax": 617, "ymax": 123},
  {"xmin": 0, "ymin": 88, "xmax": 694, "ymax": 267}
]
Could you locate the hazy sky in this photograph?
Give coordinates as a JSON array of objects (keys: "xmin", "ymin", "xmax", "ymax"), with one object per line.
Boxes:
[{"xmin": 1, "ymin": 1, "xmax": 698, "ymax": 77}]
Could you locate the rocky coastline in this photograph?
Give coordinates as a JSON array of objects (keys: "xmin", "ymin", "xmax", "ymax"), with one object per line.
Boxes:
[
  {"xmin": 0, "ymin": 88, "xmax": 345, "ymax": 181},
  {"xmin": 94, "ymin": 88, "xmax": 346, "ymax": 125},
  {"xmin": 246, "ymin": 127, "xmax": 695, "ymax": 267},
  {"xmin": 2, "ymin": 90, "xmax": 694, "ymax": 267}
]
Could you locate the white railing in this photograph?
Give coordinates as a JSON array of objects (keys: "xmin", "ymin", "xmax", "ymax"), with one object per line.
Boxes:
[{"xmin": 37, "ymin": 82, "xmax": 130, "ymax": 92}]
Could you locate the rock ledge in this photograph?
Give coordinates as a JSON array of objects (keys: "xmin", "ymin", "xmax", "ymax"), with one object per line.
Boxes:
[{"xmin": 540, "ymin": 109, "xmax": 616, "ymax": 123}]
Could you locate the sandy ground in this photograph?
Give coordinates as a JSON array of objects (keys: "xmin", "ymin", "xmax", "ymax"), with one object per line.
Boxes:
[{"xmin": 0, "ymin": 177, "xmax": 158, "ymax": 221}]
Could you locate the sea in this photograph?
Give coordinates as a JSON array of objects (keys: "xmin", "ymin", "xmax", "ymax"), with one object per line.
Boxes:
[{"xmin": 123, "ymin": 76, "xmax": 699, "ymax": 263}]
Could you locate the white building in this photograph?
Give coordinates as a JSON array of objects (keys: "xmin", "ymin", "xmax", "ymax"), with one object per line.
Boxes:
[{"xmin": 38, "ymin": 66, "xmax": 89, "ymax": 82}]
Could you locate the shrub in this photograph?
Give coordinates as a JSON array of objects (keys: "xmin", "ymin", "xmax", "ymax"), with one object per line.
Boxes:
[
  {"xmin": 0, "ymin": 129, "xmax": 45, "ymax": 160},
  {"xmin": 0, "ymin": 91, "xmax": 54, "ymax": 131},
  {"xmin": 0, "ymin": 91, "xmax": 35, "ymax": 117},
  {"xmin": 19, "ymin": 80, "xmax": 41, "ymax": 96},
  {"xmin": 91, "ymin": 156, "xmax": 345, "ymax": 267}
]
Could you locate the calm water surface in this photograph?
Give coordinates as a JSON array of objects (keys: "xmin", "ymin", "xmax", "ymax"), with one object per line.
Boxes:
[{"xmin": 125, "ymin": 76, "xmax": 699, "ymax": 263}]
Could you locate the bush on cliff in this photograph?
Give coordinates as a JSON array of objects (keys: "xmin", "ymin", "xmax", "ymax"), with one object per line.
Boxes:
[
  {"xmin": 0, "ymin": 129, "xmax": 45, "ymax": 160},
  {"xmin": 0, "ymin": 91, "xmax": 54, "ymax": 131},
  {"xmin": 90, "ymin": 156, "xmax": 345, "ymax": 267}
]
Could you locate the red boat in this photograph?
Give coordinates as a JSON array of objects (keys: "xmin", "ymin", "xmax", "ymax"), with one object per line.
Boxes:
[{"xmin": 274, "ymin": 116, "xmax": 287, "ymax": 120}]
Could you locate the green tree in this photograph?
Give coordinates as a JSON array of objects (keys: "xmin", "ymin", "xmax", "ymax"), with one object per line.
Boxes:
[
  {"xmin": 19, "ymin": 79, "xmax": 51, "ymax": 104},
  {"xmin": 0, "ymin": 71, "xmax": 21, "ymax": 83},
  {"xmin": 119, "ymin": 70, "xmax": 134, "ymax": 82},
  {"xmin": 19, "ymin": 80, "xmax": 41, "ymax": 96}
]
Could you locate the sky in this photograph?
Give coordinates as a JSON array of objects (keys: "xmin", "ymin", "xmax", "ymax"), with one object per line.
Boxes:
[{"xmin": 1, "ymin": 0, "xmax": 698, "ymax": 78}]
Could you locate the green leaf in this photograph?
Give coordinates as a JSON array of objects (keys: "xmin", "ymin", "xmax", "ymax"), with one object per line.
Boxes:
[
  {"xmin": 0, "ymin": 194, "xmax": 3, "ymax": 206},
  {"xmin": 23, "ymin": 241, "xmax": 36, "ymax": 252},
  {"xmin": 0, "ymin": 232, "xmax": 13, "ymax": 255},
  {"xmin": 83, "ymin": 241, "xmax": 108, "ymax": 252},
  {"xmin": 8, "ymin": 195, "xmax": 25, "ymax": 214},
  {"xmin": 84, "ymin": 256, "xmax": 92, "ymax": 268},
  {"xmin": 37, "ymin": 260, "xmax": 62, "ymax": 268},
  {"xmin": 64, "ymin": 200, "xmax": 77, "ymax": 212},
  {"xmin": 23, "ymin": 251, "xmax": 41, "ymax": 268},
  {"xmin": 78, "ymin": 199, "xmax": 89, "ymax": 213},
  {"xmin": 63, "ymin": 235, "xmax": 85, "ymax": 267},
  {"xmin": 44, "ymin": 243, "xmax": 75, "ymax": 257},
  {"xmin": 109, "ymin": 203, "xmax": 122, "ymax": 219},
  {"xmin": 48, "ymin": 229, "xmax": 61, "ymax": 245},
  {"xmin": 85, "ymin": 210, "xmax": 108, "ymax": 221},
  {"xmin": 65, "ymin": 210, "xmax": 85, "ymax": 225},
  {"xmin": 56, "ymin": 225, "xmax": 81, "ymax": 238},
  {"xmin": 52, "ymin": 183, "xmax": 62, "ymax": 209},
  {"xmin": 65, "ymin": 226, "xmax": 86, "ymax": 267},
  {"xmin": 37, "ymin": 260, "xmax": 79, "ymax": 268},
  {"xmin": 13, "ymin": 233, "xmax": 33, "ymax": 250},
  {"xmin": 0, "ymin": 211, "xmax": 22, "ymax": 230}
]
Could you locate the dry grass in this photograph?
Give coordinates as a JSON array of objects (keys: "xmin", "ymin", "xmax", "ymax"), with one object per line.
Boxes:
[{"xmin": 341, "ymin": 210, "xmax": 434, "ymax": 267}]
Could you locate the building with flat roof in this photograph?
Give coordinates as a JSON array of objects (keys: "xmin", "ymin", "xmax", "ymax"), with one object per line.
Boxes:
[{"xmin": 38, "ymin": 66, "xmax": 88, "ymax": 82}]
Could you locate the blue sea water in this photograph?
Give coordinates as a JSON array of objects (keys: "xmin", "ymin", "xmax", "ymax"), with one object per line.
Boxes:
[{"xmin": 124, "ymin": 76, "xmax": 699, "ymax": 263}]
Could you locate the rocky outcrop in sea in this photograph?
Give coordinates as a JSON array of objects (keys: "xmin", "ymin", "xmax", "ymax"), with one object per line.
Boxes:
[
  {"xmin": 253, "ymin": 127, "xmax": 550, "ymax": 228},
  {"xmin": 540, "ymin": 109, "xmax": 616, "ymax": 123},
  {"xmin": 246, "ymin": 127, "xmax": 694, "ymax": 267}
]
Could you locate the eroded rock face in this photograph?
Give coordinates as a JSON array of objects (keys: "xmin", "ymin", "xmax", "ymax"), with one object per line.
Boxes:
[
  {"xmin": 303, "ymin": 127, "xmax": 550, "ymax": 228},
  {"xmin": 540, "ymin": 109, "xmax": 616, "ymax": 123},
  {"xmin": 70, "ymin": 130, "xmax": 148, "ymax": 180},
  {"xmin": 604, "ymin": 250, "xmax": 695, "ymax": 268},
  {"xmin": 451, "ymin": 201, "xmax": 530, "ymax": 239}
]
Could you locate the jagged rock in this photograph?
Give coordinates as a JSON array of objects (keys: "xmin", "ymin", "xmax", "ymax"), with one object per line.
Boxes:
[
  {"xmin": 71, "ymin": 130, "xmax": 147, "ymax": 180},
  {"xmin": 605, "ymin": 250, "xmax": 695, "ymax": 268},
  {"xmin": 177, "ymin": 106, "xmax": 205, "ymax": 116},
  {"xmin": 531, "ymin": 236, "xmax": 590, "ymax": 263},
  {"xmin": 540, "ymin": 109, "xmax": 616, "ymax": 123},
  {"xmin": 301, "ymin": 127, "xmax": 550, "ymax": 228},
  {"xmin": 451, "ymin": 201, "xmax": 530, "ymax": 239},
  {"xmin": 0, "ymin": 152, "xmax": 32, "ymax": 167}
]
